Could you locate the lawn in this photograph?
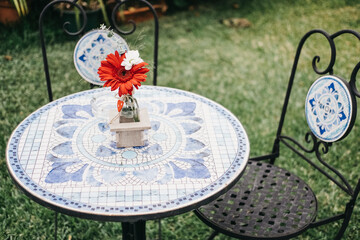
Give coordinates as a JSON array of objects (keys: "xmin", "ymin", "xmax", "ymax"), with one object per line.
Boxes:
[{"xmin": 1, "ymin": 0, "xmax": 360, "ymax": 239}]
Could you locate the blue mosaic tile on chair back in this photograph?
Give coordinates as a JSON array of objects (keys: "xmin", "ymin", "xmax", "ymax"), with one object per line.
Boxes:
[
  {"xmin": 305, "ymin": 76, "xmax": 355, "ymax": 142},
  {"xmin": 74, "ymin": 30, "xmax": 129, "ymax": 85}
]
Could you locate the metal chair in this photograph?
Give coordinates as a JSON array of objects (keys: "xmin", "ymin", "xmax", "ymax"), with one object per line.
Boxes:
[
  {"xmin": 40, "ymin": 0, "xmax": 159, "ymax": 102},
  {"xmin": 38, "ymin": 1, "xmax": 159, "ymax": 239},
  {"xmin": 195, "ymin": 29, "xmax": 360, "ymax": 240}
]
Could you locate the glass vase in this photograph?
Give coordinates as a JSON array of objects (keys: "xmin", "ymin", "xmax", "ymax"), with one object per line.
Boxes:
[{"xmin": 118, "ymin": 94, "xmax": 140, "ymax": 123}]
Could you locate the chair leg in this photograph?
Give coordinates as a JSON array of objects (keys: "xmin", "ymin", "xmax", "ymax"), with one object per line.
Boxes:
[
  {"xmin": 158, "ymin": 219, "xmax": 161, "ymax": 240},
  {"xmin": 54, "ymin": 212, "xmax": 58, "ymax": 240},
  {"xmin": 334, "ymin": 208, "xmax": 354, "ymax": 240},
  {"xmin": 335, "ymin": 185, "xmax": 360, "ymax": 240},
  {"xmin": 335, "ymin": 227, "xmax": 346, "ymax": 240},
  {"xmin": 208, "ymin": 230, "xmax": 219, "ymax": 240}
]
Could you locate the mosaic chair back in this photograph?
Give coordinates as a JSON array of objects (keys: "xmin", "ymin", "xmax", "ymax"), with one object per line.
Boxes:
[
  {"xmin": 195, "ymin": 29, "xmax": 360, "ymax": 240},
  {"xmin": 39, "ymin": 0, "xmax": 159, "ymax": 102}
]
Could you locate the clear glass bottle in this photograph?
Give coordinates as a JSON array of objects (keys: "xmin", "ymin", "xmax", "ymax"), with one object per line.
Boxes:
[{"xmin": 118, "ymin": 94, "xmax": 139, "ymax": 123}]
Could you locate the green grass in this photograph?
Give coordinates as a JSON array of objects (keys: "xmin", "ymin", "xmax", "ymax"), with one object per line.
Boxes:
[{"xmin": 1, "ymin": 0, "xmax": 360, "ymax": 239}]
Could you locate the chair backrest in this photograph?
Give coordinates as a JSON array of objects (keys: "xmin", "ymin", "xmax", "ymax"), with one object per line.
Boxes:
[
  {"xmin": 39, "ymin": 0, "xmax": 159, "ymax": 102},
  {"xmin": 268, "ymin": 29, "xmax": 360, "ymax": 238}
]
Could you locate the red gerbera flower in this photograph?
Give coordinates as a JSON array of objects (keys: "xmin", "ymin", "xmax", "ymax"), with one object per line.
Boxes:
[{"xmin": 97, "ymin": 50, "xmax": 149, "ymax": 96}]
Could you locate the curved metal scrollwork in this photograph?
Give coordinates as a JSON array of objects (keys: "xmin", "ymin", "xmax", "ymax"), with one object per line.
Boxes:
[
  {"xmin": 274, "ymin": 29, "xmax": 360, "ymax": 197},
  {"xmin": 314, "ymin": 141, "xmax": 353, "ymax": 195},
  {"xmin": 280, "ymin": 134, "xmax": 353, "ymax": 196},
  {"xmin": 307, "ymin": 29, "xmax": 360, "ymax": 77},
  {"xmin": 276, "ymin": 29, "xmax": 360, "ymax": 139},
  {"xmin": 350, "ymin": 62, "xmax": 360, "ymax": 98},
  {"xmin": 111, "ymin": 0, "xmax": 159, "ymax": 86},
  {"xmin": 276, "ymin": 30, "xmax": 334, "ymax": 139},
  {"xmin": 40, "ymin": 0, "xmax": 88, "ymax": 36},
  {"xmin": 40, "ymin": 0, "xmax": 159, "ymax": 101},
  {"xmin": 279, "ymin": 132, "xmax": 316, "ymax": 153},
  {"xmin": 112, "ymin": 0, "xmax": 135, "ymax": 35},
  {"xmin": 310, "ymin": 31, "xmax": 336, "ymax": 75},
  {"xmin": 333, "ymin": 29, "xmax": 360, "ymax": 99},
  {"xmin": 39, "ymin": 0, "xmax": 87, "ymax": 102},
  {"xmin": 304, "ymin": 132, "xmax": 317, "ymax": 152}
]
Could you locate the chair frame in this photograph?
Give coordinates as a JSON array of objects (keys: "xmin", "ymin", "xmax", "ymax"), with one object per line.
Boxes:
[
  {"xmin": 38, "ymin": 1, "xmax": 159, "ymax": 239},
  {"xmin": 39, "ymin": 0, "xmax": 159, "ymax": 102},
  {"xmin": 267, "ymin": 29, "xmax": 360, "ymax": 239},
  {"xmin": 196, "ymin": 29, "xmax": 360, "ymax": 240}
]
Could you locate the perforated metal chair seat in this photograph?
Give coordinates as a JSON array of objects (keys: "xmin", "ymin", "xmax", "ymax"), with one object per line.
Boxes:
[{"xmin": 196, "ymin": 161, "xmax": 317, "ymax": 239}]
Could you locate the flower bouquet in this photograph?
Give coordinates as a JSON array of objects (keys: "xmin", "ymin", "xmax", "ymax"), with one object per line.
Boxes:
[
  {"xmin": 97, "ymin": 46, "xmax": 151, "ymax": 147},
  {"xmin": 98, "ymin": 49, "xmax": 149, "ymax": 122}
]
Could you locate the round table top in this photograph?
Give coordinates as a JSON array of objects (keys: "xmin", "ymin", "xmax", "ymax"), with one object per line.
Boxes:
[{"xmin": 7, "ymin": 86, "xmax": 249, "ymax": 221}]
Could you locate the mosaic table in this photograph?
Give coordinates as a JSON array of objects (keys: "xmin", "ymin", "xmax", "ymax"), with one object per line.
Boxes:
[{"xmin": 6, "ymin": 86, "xmax": 250, "ymax": 238}]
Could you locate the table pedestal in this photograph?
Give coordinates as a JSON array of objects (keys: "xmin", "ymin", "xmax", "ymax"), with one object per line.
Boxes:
[{"xmin": 122, "ymin": 221, "xmax": 146, "ymax": 240}]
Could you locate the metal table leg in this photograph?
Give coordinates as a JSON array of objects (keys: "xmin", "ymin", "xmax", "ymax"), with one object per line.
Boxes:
[
  {"xmin": 54, "ymin": 211, "xmax": 58, "ymax": 240},
  {"xmin": 122, "ymin": 221, "xmax": 146, "ymax": 240}
]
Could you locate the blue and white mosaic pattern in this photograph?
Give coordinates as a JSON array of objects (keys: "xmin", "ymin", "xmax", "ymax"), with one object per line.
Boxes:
[
  {"xmin": 305, "ymin": 76, "xmax": 354, "ymax": 142},
  {"xmin": 74, "ymin": 30, "xmax": 129, "ymax": 85},
  {"xmin": 7, "ymin": 86, "xmax": 249, "ymax": 219}
]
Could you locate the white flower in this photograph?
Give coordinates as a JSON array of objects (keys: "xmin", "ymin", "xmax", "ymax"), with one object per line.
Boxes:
[
  {"xmin": 100, "ymin": 24, "xmax": 106, "ymax": 30},
  {"xmin": 121, "ymin": 50, "xmax": 143, "ymax": 70}
]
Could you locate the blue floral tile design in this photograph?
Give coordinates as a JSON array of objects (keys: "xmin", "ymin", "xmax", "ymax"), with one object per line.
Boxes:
[
  {"xmin": 305, "ymin": 76, "xmax": 355, "ymax": 142},
  {"xmin": 96, "ymin": 145, "xmax": 116, "ymax": 157},
  {"xmin": 56, "ymin": 126, "xmax": 78, "ymax": 139},
  {"xmin": 62, "ymin": 105, "xmax": 93, "ymax": 119},
  {"xmin": 180, "ymin": 123, "xmax": 201, "ymax": 135},
  {"xmin": 74, "ymin": 29, "xmax": 129, "ymax": 85},
  {"xmin": 6, "ymin": 86, "xmax": 249, "ymax": 221},
  {"xmin": 170, "ymin": 158, "xmax": 211, "ymax": 179},
  {"xmin": 45, "ymin": 154, "xmax": 87, "ymax": 184},
  {"xmin": 52, "ymin": 141, "xmax": 74, "ymax": 155}
]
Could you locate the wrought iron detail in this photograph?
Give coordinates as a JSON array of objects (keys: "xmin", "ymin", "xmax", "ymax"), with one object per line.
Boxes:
[
  {"xmin": 265, "ymin": 29, "xmax": 360, "ymax": 238},
  {"xmin": 310, "ymin": 31, "xmax": 335, "ymax": 75},
  {"xmin": 111, "ymin": 0, "xmax": 159, "ymax": 86},
  {"xmin": 40, "ymin": 0, "xmax": 159, "ymax": 102},
  {"xmin": 196, "ymin": 161, "xmax": 317, "ymax": 239},
  {"xmin": 276, "ymin": 29, "xmax": 360, "ymax": 138},
  {"xmin": 350, "ymin": 62, "xmax": 360, "ymax": 98},
  {"xmin": 195, "ymin": 29, "xmax": 360, "ymax": 240},
  {"xmin": 279, "ymin": 134, "xmax": 353, "ymax": 196},
  {"xmin": 279, "ymin": 132, "xmax": 316, "ymax": 153},
  {"xmin": 273, "ymin": 29, "xmax": 360, "ymax": 197},
  {"xmin": 40, "ymin": 0, "xmax": 88, "ymax": 102}
]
